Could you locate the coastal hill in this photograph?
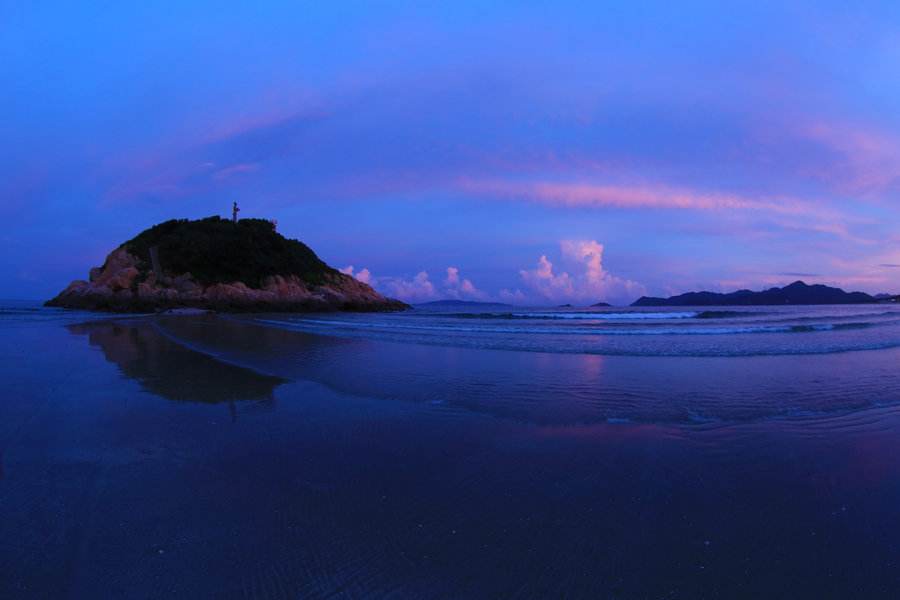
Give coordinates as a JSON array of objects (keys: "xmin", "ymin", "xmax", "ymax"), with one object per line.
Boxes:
[
  {"xmin": 632, "ymin": 280, "xmax": 877, "ymax": 306},
  {"xmin": 46, "ymin": 216, "xmax": 408, "ymax": 312}
]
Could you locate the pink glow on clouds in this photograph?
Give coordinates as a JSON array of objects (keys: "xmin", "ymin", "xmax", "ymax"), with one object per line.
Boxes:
[
  {"xmin": 340, "ymin": 265, "xmax": 486, "ymax": 302},
  {"xmin": 444, "ymin": 267, "xmax": 487, "ymax": 300},
  {"xmin": 382, "ymin": 270, "xmax": 436, "ymax": 301},
  {"xmin": 339, "ymin": 265, "xmax": 372, "ymax": 284},
  {"xmin": 340, "ymin": 236, "xmax": 896, "ymax": 306},
  {"xmin": 212, "ymin": 162, "xmax": 260, "ymax": 181},
  {"xmin": 460, "ymin": 178, "xmax": 829, "ymax": 217},
  {"xmin": 509, "ymin": 240, "xmax": 645, "ymax": 304},
  {"xmin": 561, "ymin": 240, "xmax": 605, "ymax": 286},
  {"xmin": 360, "ymin": 254, "xmax": 635, "ymax": 304},
  {"xmin": 459, "ymin": 177, "xmax": 877, "ymax": 243},
  {"xmin": 799, "ymin": 121, "xmax": 900, "ymax": 195}
]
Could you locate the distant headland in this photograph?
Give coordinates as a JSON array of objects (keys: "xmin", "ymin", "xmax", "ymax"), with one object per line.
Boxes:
[
  {"xmin": 46, "ymin": 215, "xmax": 408, "ymax": 313},
  {"xmin": 632, "ymin": 280, "xmax": 885, "ymax": 306},
  {"xmin": 416, "ymin": 300, "xmax": 514, "ymax": 309}
]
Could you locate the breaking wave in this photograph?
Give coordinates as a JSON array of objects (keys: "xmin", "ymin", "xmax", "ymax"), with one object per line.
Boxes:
[{"xmin": 251, "ymin": 304, "xmax": 900, "ymax": 357}]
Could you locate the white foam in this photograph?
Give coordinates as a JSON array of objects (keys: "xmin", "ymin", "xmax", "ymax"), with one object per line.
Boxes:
[{"xmin": 514, "ymin": 311, "xmax": 699, "ymax": 320}]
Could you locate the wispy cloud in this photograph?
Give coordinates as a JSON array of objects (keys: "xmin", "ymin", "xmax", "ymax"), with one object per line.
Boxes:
[
  {"xmin": 211, "ymin": 162, "xmax": 260, "ymax": 181},
  {"xmin": 461, "ymin": 178, "xmax": 833, "ymax": 217},
  {"xmin": 459, "ymin": 178, "xmax": 876, "ymax": 243},
  {"xmin": 798, "ymin": 120, "xmax": 900, "ymax": 196}
]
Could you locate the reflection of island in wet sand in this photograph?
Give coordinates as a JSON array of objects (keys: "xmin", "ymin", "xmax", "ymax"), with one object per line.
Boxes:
[{"xmin": 68, "ymin": 319, "xmax": 286, "ymax": 403}]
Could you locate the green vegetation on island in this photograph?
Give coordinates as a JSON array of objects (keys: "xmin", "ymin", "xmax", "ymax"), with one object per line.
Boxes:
[{"xmin": 123, "ymin": 216, "xmax": 337, "ymax": 288}]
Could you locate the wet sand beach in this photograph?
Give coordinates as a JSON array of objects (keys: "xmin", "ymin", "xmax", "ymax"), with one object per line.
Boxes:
[{"xmin": 2, "ymin": 305, "xmax": 900, "ymax": 598}]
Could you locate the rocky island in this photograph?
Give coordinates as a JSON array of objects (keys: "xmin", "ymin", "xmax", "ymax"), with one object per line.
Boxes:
[{"xmin": 46, "ymin": 216, "xmax": 408, "ymax": 312}]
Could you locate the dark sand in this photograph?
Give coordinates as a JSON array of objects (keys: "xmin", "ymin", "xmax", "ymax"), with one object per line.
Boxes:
[{"xmin": 1, "ymin": 313, "xmax": 899, "ymax": 598}]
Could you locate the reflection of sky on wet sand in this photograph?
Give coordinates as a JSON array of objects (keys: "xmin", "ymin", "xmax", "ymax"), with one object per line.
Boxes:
[
  {"xmin": 147, "ymin": 315, "xmax": 900, "ymax": 426},
  {"xmin": 67, "ymin": 319, "xmax": 285, "ymax": 404},
  {"xmin": 3, "ymin": 311, "xmax": 900, "ymax": 596}
]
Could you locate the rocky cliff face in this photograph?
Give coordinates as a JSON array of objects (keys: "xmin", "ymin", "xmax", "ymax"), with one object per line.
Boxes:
[{"xmin": 47, "ymin": 246, "xmax": 408, "ymax": 313}]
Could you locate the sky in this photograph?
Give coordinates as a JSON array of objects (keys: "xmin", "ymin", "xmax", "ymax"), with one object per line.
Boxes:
[{"xmin": 4, "ymin": 1, "xmax": 900, "ymax": 305}]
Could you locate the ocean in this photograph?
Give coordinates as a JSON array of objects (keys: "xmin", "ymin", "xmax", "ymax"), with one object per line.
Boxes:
[{"xmin": 2, "ymin": 301, "xmax": 900, "ymax": 597}]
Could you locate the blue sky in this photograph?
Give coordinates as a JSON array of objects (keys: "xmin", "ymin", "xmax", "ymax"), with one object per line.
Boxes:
[{"xmin": 4, "ymin": 1, "xmax": 900, "ymax": 303}]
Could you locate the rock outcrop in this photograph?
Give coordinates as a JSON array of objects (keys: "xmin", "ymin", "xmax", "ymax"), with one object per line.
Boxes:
[{"xmin": 46, "ymin": 217, "xmax": 408, "ymax": 313}]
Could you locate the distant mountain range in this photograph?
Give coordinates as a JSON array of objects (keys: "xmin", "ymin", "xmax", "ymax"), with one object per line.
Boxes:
[
  {"xmin": 632, "ymin": 281, "xmax": 884, "ymax": 306},
  {"xmin": 416, "ymin": 299, "xmax": 514, "ymax": 309}
]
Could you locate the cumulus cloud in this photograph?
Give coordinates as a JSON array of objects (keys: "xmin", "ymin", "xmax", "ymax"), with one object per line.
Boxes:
[
  {"xmin": 445, "ymin": 266, "xmax": 461, "ymax": 286},
  {"xmin": 562, "ymin": 240, "xmax": 605, "ymax": 285},
  {"xmin": 379, "ymin": 271, "xmax": 436, "ymax": 302},
  {"xmin": 512, "ymin": 240, "xmax": 645, "ymax": 305},
  {"xmin": 443, "ymin": 266, "xmax": 487, "ymax": 300},
  {"xmin": 340, "ymin": 265, "xmax": 372, "ymax": 284},
  {"xmin": 339, "ymin": 265, "xmax": 485, "ymax": 302},
  {"xmin": 519, "ymin": 255, "xmax": 574, "ymax": 298},
  {"xmin": 498, "ymin": 288, "xmax": 527, "ymax": 303},
  {"xmin": 342, "ymin": 249, "xmax": 640, "ymax": 305}
]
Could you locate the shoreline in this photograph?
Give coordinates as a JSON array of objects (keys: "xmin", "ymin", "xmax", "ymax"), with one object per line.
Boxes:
[
  {"xmin": 60, "ymin": 311, "xmax": 900, "ymax": 427},
  {"xmin": 3, "ymin": 305, "xmax": 900, "ymax": 597}
]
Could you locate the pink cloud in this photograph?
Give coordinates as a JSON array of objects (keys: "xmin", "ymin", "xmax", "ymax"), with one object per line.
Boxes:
[
  {"xmin": 340, "ymin": 267, "xmax": 438, "ymax": 302},
  {"xmin": 212, "ymin": 162, "xmax": 260, "ymax": 181},
  {"xmin": 798, "ymin": 120, "xmax": 900, "ymax": 196},
  {"xmin": 380, "ymin": 271, "xmax": 437, "ymax": 302},
  {"xmin": 459, "ymin": 177, "xmax": 876, "ymax": 243},
  {"xmin": 349, "ymin": 245, "xmax": 644, "ymax": 305},
  {"xmin": 513, "ymin": 240, "xmax": 645, "ymax": 305},
  {"xmin": 498, "ymin": 288, "xmax": 527, "ymax": 303},
  {"xmin": 460, "ymin": 178, "xmax": 828, "ymax": 217},
  {"xmin": 340, "ymin": 265, "xmax": 372, "ymax": 284},
  {"xmin": 561, "ymin": 240, "xmax": 605, "ymax": 285},
  {"xmin": 444, "ymin": 266, "xmax": 487, "ymax": 300},
  {"xmin": 340, "ymin": 265, "xmax": 487, "ymax": 302}
]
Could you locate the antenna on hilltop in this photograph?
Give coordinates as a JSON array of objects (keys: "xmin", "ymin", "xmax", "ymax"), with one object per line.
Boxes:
[{"xmin": 232, "ymin": 201, "xmax": 240, "ymax": 223}]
